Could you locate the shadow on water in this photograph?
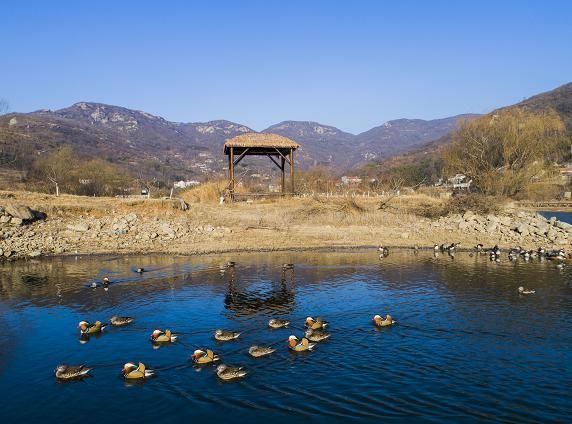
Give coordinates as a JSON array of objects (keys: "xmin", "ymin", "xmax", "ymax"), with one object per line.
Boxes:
[{"xmin": 0, "ymin": 250, "xmax": 571, "ymax": 423}]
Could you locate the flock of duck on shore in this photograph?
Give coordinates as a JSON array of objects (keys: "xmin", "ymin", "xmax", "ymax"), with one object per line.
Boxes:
[
  {"xmin": 379, "ymin": 243, "xmax": 569, "ymax": 295},
  {"xmin": 56, "ymin": 244, "xmax": 568, "ymax": 382},
  {"xmin": 57, "ymin": 262, "xmax": 395, "ymax": 382}
]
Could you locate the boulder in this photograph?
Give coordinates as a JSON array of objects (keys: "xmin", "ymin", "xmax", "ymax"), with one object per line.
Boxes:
[
  {"xmin": 4, "ymin": 205, "xmax": 34, "ymax": 221},
  {"xmin": 516, "ymin": 224, "xmax": 529, "ymax": 236},
  {"xmin": 10, "ymin": 217, "xmax": 23, "ymax": 226},
  {"xmin": 67, "ymin": 223, "xmax": 90, "ymax": 232}
]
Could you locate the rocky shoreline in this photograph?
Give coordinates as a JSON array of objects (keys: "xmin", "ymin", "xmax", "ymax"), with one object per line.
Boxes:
[{"xmin": 1, "ymin": 200, "xmax": 570, "ymax": 261}]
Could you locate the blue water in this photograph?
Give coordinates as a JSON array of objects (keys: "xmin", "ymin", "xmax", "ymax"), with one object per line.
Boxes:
[
  {"xmin": 1, "ymin": 251, "xmax": 571, "ymax": 423},
  {"xmin": 539, "ymin": 210, "xmax": 572, "ymax": 224}
]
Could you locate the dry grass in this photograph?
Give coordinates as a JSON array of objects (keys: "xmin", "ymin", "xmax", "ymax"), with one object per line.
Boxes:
[{"xmin": 181, "ymin": 181, "xmax": 226, "ymax": 204}]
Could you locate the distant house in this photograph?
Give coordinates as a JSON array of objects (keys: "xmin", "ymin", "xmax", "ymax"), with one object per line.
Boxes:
[
  {"xmin": 435, "ymin": 174, "xmax": 472, "ymax": 190},
  {"xmin": 174, "ymin": 180, "xmax": 201, "ymax": 189},
  {"xmin": 341, "ymin": 176, "xmax": 362, "ymax": 185}
]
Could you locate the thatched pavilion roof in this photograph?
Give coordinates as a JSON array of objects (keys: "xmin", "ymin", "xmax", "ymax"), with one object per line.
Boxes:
[{"xmin": 224, "ymin": 133, "xmax": 300, "ymax": 153}]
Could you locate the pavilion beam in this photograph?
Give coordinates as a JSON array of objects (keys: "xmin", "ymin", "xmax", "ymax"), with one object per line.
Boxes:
[
  {"xmin": 267, "ymin": 154, "xmax": 282, "ymax": 170},
  {"xmin": 233, "ymin": 148, "xmax": 250, "ymax": 166},
  {"xmin": 230, "ymin": 147, "xmax": 235, "ymax": 201},
  {"xmin": 289, "ymin": 148, "xmax": 294, "ymax": 194},
  {"xmin": 281, "ymin": 156, "xmax": 285, "ymax": 194},
  {"xmin": 274, "ymin": 148, "xmax": 291, "ymax": 165}
]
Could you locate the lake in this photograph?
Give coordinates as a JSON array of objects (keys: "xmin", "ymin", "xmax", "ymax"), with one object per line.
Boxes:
[
  {"xmin": 1, "ymin": 250, "xmax": 571, "ymax": 423},
  {"xmin": 539, "ymin": 210, "xmax": 572, "ymax": 224}
]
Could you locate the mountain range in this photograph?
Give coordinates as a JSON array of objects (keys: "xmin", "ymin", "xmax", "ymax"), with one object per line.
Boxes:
[
  {"xmin": 1, "ymin": 81, "xmax": 570, "ymax": 182},
  {"xmin": 0, "ymin": 102, "xmax": 478, "ymax": 179}
]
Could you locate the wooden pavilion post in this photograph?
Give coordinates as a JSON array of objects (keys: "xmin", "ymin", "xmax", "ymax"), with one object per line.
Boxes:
[
  {"xmin": 229, "ymin": 147, "xmax": 235, "ymax": 201},
  {"xmin": 289, "ymin": 148, "xmax": 294, "ymax": 194},
  {"xmin": 280, "ymin": 155, "xmax": 285, "ymax": 194}
]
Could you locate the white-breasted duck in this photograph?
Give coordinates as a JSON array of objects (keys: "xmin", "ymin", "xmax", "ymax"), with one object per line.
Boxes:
[
  {"xmin": 305, "ymin": 316, "xmax": 328, "ymax": 330},
  {"xmin": 518, "ymin": 286, "xmax": 536, "ymax": 295},
  {"xmin": 150, "ymin": 329, "xmax": 177, "ymax": 343},
  {"xmin": 372, "ymin": 314, "xmax": 396, "ymax": 327},
  {"xmin": 192, "ymin": 349, "xmax": 220, "ymax": 364},
  {"xmin": 122, "ymin": 362, "xmax": 154, "ymax": 379},
  {"xmin": 288, "ymin": 335, "xmax": 316, "ymax": 352},
  {"xmin": 78, "ymin": 320, "xmax": 106, "ymax": 335}
]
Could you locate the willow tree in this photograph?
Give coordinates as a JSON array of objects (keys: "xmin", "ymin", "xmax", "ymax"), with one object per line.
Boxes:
[{"xmin": 443, "ymin": 108, "xmax": 568, "ymax": 196}]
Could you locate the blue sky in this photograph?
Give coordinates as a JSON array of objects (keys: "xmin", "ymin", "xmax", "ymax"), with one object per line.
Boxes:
[{"xmin": 2, "ymin": 1, "xmax": 571, "ymax": 133}]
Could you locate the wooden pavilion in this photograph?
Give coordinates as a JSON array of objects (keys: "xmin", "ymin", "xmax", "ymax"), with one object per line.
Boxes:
[{"xmin": 223, "ymin": 133, "xmax": 300, "ymax": 201}]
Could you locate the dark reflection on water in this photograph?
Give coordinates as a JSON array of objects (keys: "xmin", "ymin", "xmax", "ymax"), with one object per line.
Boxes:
[{"xmin": 1, "ymin": 251, "xmax": 571, "ymax": 423}]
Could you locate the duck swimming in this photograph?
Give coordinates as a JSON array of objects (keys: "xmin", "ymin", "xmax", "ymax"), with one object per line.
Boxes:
[
  {"xmin": 55, "ymin": 364, "xmax": 92, "ymax": 380},
  {"xmin": 268, "ymin": 319, "xmax": 290, "ymax": 329},
  {"xmin": 378, "ymin": 245, "xmax": 389, "ymax": 258},
  {"xmin": 288, "ymin": 335, "xmax": 316, "ymax": 352},
  {"xmin": 282, "ymin": 263, "xmax": 294, "ymax": 270},
  {"xmin": 150, "ymin": 329, "xmax": 177, "ymax": 343},
  {"xmin": 216, "ymin": 364, "xmax": 248, "ymax": 381},
  {"xmin": 518, "ymin": 286, "xmax": 536, "ymax": 295},
  {"xmin": 248, "ymin": 345, "xmax": 276, "ymax": 358},
  {"xmin": 305, "ymin": 328, "xmax": 331, "ymax": 342},
  {"xmin": 122, "ymin": 362, "xmax": 154, "ymax": 379},
  {"xmin": 110, "ymin": 316, "xmax": 134, "ymax": 326},
  {"xmin": 191, "ymin": 349, "xmax": 220, "ymax": 364},
  {"xmin": 136, "ymin": 268, "xmax": 145, "ymax": 274},
  {"xmin": 214, "ymin": 329, "xmax": 240, "ymax": 341},
  {"xmin": 78, "ymin": 320, "xmax": 106, "ymax": 335},
  {"xmin": 372, "ymin": 314, "xmax": 396, "ymax": 327},
  {"xmin": 305, "ymin": 316, "xmax": 328, "ymax": 330}
]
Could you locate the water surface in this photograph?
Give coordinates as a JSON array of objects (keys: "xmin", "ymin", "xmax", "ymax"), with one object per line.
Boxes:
[
  {"xmin": 539, "ymin": 210, "xmax": 572, "ymax": 224},
  {"xmin": 0, "ymin": 251, "xmax": 571, "ymax": 423}
]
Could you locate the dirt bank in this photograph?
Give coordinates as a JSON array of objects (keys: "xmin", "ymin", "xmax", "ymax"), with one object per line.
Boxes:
[{"xmin": 0, "ymin": 191, "xmax": 570, "ymax": 260}]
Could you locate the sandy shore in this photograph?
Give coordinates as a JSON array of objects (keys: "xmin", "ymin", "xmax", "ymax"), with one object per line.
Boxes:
[{"xmin": 0, "ymin": 190, "xmax": 570, "ymax": 260}]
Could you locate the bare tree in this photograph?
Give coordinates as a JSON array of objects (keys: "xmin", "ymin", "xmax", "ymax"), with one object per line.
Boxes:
[{"xmin": 443, "ymin": 108, "xmax": 568, "ymax": 196}]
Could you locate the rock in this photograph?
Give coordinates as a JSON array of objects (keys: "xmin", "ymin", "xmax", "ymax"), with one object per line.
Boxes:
[
  {"xmin": 546, "ymin": 227, "xmax": 558, "ymax": 242},
  {"xmin": 67, "ymin": 223, "xmax": 90, "ymax": 232},
  {"xmin": 4, "ymin": 205, "xmax": 34, "ymax": 220},
  {"xmin": 158, "ymin": 223, "xmax": 174, "ymax": 236},
  {"xmin": 29, "ymin": 250, "xmax": 42, "ymax": 257},
  {"xmin": 556, "ymin": 221, "xmax": 572, "ymax": 231},
  {"xmin": 462, "ymin": 211, "xmax": 475, "ymax": 221},
  {"xmin": 10, "ymin": 217, "xmax": 23, "ymax": 226},
  {"xmin": 533, "ymin": 225, "xmax": 549, "ymax": 236},
  {"xmin": 516, "ymin": 224, "xmax": 530, "ymax": 237},
  {"xmin": 485, "ymin": 222, "xmax": 497, "ymax": 233},
  {"xmin": 401, "ymin": 232, "xmax": 410, "ymax": 239},
  {"xmin": 3, "ymin": 250, "xmax": 13, "ymax": 258},
  {"xmin": 0, "ymin": 215, "xmax": 11, "ymax": 224},
  {"xmin": 124, "ymin": 213, "xmax": 138, "ymax": 223}
]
